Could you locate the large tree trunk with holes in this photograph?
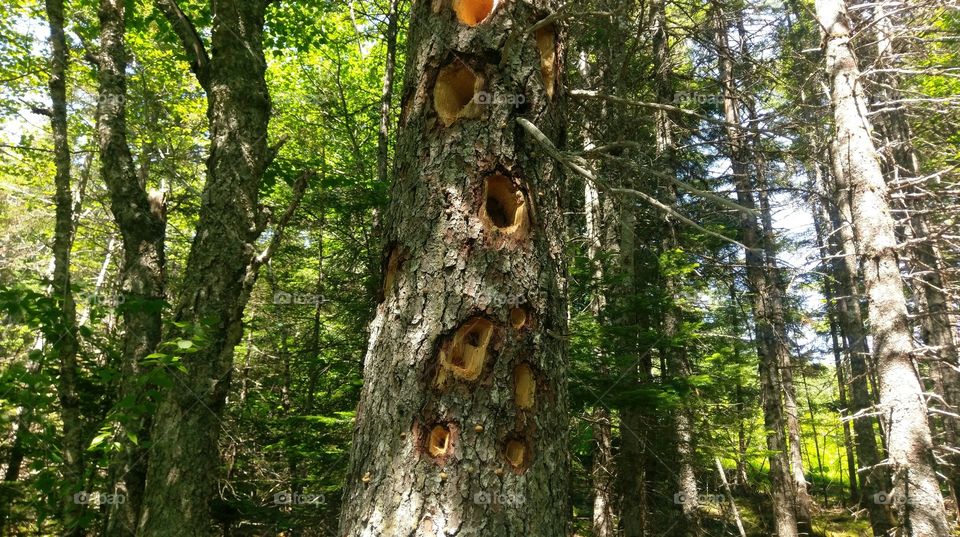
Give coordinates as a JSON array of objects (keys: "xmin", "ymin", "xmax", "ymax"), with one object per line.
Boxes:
[
  {"xmin": 338, "ymin": 0, "xmax": 568, "ymax": 535},
  {"xmin": 94, "ymin": 2, "xmax": 167, "ymax": 534},
  {"xmin": 137, "ymin": 1, "xmax": 274, "ymax": 535},
  {"xmin": 816, "ymin": 0, "xmax": 951, "ymax": 533}
]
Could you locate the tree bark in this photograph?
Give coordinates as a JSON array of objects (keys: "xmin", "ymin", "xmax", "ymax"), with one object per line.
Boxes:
[
  {"xmin": 713, "ymin": 3, "xmax": 800, "ymax": 535},
  {"xmin": 816, "ymin": 0, "xmax": 951, "ymax": 533},
  {"xmin": 46, "ymin": 0, "xmax": 85, "ymax": 533},
  {"xmin": 817, "ymin": 165, "xmax": 895, "ymax": 534},
  {"xmin": 338, "ymin": 0, "xmax": 569, "ymax": 534},
  {"xmin": 94, "ymin": 2, "xmax": 168, "ymax": 534},
  {"xmin": 138, "ymin": 1, "xmax": 280, "ymax": 535}
]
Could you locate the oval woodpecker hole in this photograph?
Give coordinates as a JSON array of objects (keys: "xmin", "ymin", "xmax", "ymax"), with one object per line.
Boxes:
[
  {"xmin": 481, "ymin": 175, "xmax": 529, "ymax": 235},
  {"xmin": 504, "ymin": 438, "xmax": 528, "ymax": 469},
  {"xmin": 509, "ymin": 307, "xmax": 527, "ymax": 330},
  {"xmin": 436, "ymin": 317, "xmax": 495, "ymax": 385},
  {"xmin": 428, "ymin": 425, "xmax": 452, "ymax": 458}
]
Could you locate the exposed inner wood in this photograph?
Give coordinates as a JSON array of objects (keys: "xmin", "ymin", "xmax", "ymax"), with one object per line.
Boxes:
[
  {"xmin": 437, "ymin": 317, "xmax": 494, "ymax": 384},
  {"xmin": 481, "ymin": 174, "xmax": 529, "ymax": 235},
  {"xmin": 453, "ymin": 0, "xmax": 495, "ymax": 26},
  {"xmin": 514, "ymin": 363, "xmax": 535, "ymax": 409},
  {"xmin": 535, "ymin": 25, "xmax": 556, "ymax": 99},
  {"xmin": 428, "ymin": 425, "xmax": 451, "ymax": 457},
  {"xmin": 433, "ymin": 61, "xmax": 482, "ymax": 126},
  {"xmin": 510, "ymin": 307, "xmax": 527, "ymax": 329},
  {"xmin": 505, "ymin": 439, "xmax": 526, "ymax": 468}
]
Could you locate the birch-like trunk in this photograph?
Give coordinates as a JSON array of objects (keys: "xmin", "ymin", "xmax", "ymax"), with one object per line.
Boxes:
[
  {"xmin": 338, "ymin": 0, "xmax": 569, "ymax": 534},
  {"xmin": 816, "ymin": 0, "xmax": 951, "ymax": 533}
]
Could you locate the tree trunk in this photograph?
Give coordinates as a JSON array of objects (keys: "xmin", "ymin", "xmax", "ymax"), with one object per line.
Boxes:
[
  {"xmin": 816, "ymin": 0, "xmax": 951, "ymax": 533},
  {"xmin": 45, "ymin": 1, "xmax": 85, "ymax": 533},
  {"xmin": 817, "ymin": 164, "xmax": 895, "ymax": 534},
  {"xmin": 651, "ymin": 0, "xmax": 699, "ymax": 531},
  {"xmin": 338, "ymin": 1, "xmax": 569, "ymax": 535},
  {"xmin": 138, "ymin": 1, "xmax": 278, "ymax": 535},
  {"xmin": 713, "ymin": 3, "xmax": 799, "ymax": 535},
  {"xmin": 813, "ymin": 202, "xmax": 860, "ymax": 503},
  {"xmin": 94, "ymin": 2, "xmax": 168, "ymax": 534}
]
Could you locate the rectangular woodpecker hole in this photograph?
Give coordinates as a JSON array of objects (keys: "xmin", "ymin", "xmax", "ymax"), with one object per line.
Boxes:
[
  {"xmin": 505, "ymin": 439, "xmax": 527, "ymax": 469},
  {"xmin": 453, "ymin": 0, "xmax": 495, "ymax": 26},
  {"xmin": 439, "ymin": 317, "xmax": 494, "ymax": 382},
  {"xmin": 434, "ymin": 61, "xmax": 482, "ymax": 127},
  {"xmin": 383, "ymin": 248, "xmax": 402, "ymax": 298},
  {"xmin": 428, "ymin": 425, "xmax": 452, "ymax": 458},
  {"xmin": 481, "ymin": 175, "xmax": 529, "ymax": 235},
  {"xmin": 534, "ymin": 25, "xmax": 556, "ymax": 100},
  {"xmin": 513, "ymin": 363, "xmax": 536, "ymax": 410}
]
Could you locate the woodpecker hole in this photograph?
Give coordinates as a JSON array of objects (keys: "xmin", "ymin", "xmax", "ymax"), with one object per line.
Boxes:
[
  {"xmin": 481, "ymin": 175, "xmax": 529, "ymax": 235},
  {"xmin": 438, "ymin": 317, "xmax": 494, "ymax": 384},
  {"xmin": 535, "ymin": 25, "xmax": 556, "ymax": 99},
  {"xmin": 428, "ymin": 425, "xmax": 452, "ymax": 458},
  {"xmin": 509, "ymin": 307, "xmax": 527, "ymax": 329},
  {"xmin": 505, "ymin": 438, "xmax": 528, "ymax": 469},
  {"xmin": 434, "ymin": 61, "xmax": 482, "ymax": 127},
  {"xmin": 453, "ymin": 0, "xmax": 495, "ymax": 26},
  {"xmin": 383, "ymin": 248, "xmax": 402, "ymax": 297},
  {"xmin": 513, "ymin": 363, "xmax": 536, "ymax": 410}
]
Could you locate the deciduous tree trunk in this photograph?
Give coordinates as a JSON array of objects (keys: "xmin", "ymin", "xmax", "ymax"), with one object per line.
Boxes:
[
  {"xmin": 816, "ymin": 0, "xmax": 951, "ymax": 533},
  {"xmin": 94, "ymin": 1, "xmax": 167, "ymax": 534},
  {"xmin": 138, "ymin": 1, "xmax": 293, "ymax": 535},
  {"xmin": 46, "ymin": 0, "xmax": 84, "ymax": 533},
  {"xmin": 338, "ymin": 0, "xmax": 569, "ymax": 534}
]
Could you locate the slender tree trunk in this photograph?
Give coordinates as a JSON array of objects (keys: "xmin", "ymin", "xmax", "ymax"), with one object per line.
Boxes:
[
  {"xmin": 376, "ymin": 0, "xmax": 400, "ymax": 186},
  {"xmin": 713, "ymin": 3, "xmax": 799, "ymax": 535},
  {"xmin": 94, "ymin": 2, "xmax": 167, "ymax": 534},
  {"xmin": 338, "ymin": 0, "xmax": 569, "ymax": 534},
  {"xmin": 43, "ymin": 1, "xmax": 85, "ymax": 534},
  {"xmin": 814, "ymin": 205, "xmax": 860, "ymax": 503},
  {"xmin": 816, "ymin": 0, "xmax": 951, "ymax": 533},
  {"xmin": 651, "ymin": 0, "xmax": 699, "ymax": 531},
  {"xmin": 817, "ymin": 167, "xmax": 895, "ymax": 534},
  {"xmin": 869, "ymin": 4, "xmax": 960, "ymax": 511}
]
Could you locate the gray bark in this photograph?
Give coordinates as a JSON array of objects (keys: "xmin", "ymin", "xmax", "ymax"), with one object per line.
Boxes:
[
  {"xmin": 713, "ymin": 3, "xmax": 799, "ymax": 535},
  {"xmin": 94, "ymin": 1, "xmax": 167, "ymax": 533},
  {"xmin": 338, "ymin": 0, "xmax": 569, "ymax": 534},
  {"xmin": 138, "ymin": 0, "xmax": 291, "ymax": 535},
  {"xmin": 46, "ymin": 0, "xmax": 85, "ymax": 533},
  {"xmin": 816, "ymin": 0, "xmax": 951, "ymax": 533}
]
